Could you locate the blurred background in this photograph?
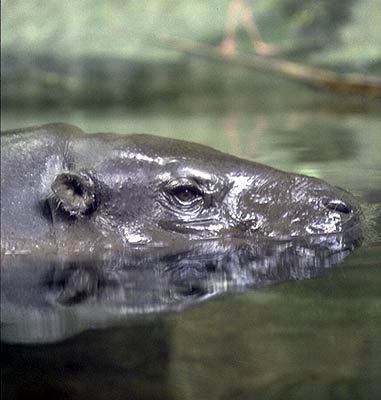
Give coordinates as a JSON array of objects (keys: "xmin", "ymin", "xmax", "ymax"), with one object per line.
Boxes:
[
  {"xmin": 2, "ymin": 0, "xmax": 380, "ymax": 108},
  {"xmin": 1, "ymin": 0, "xmax": 380, "ymax": 203}
]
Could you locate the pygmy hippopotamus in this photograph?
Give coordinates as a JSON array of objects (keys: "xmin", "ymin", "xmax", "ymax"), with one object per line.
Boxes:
[{"xmin": 1, "ymin": 123, "xmax": 361, "ymax": 254}]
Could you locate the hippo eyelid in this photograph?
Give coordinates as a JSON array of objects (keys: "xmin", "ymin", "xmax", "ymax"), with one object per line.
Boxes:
[{"xmin": 164, "ymin": 178, "xmax": 203, "ymax": 194}]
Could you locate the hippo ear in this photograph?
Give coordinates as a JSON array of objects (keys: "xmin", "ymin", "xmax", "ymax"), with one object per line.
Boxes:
[{"xmin": 51, "ymin": 172, "xmax": 98, "ymax": 216}]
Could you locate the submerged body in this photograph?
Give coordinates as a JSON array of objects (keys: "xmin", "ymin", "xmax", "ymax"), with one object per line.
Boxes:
[{"xmin": 1, "ymin": 123, "xmax": 361, "ymax": 254}]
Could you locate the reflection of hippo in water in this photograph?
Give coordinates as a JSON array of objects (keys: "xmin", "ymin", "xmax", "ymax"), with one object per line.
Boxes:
[
  {"xmin": 1, "ymin": 234, "xmax": 359, "ymax": 344},
  {"xmin": 1, "ymin": 123, "xmax": 361, "ymax": 254}
]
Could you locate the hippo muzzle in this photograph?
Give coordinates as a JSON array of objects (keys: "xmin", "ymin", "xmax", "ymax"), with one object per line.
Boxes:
[{"xmin": 235, "ymin": 171, "xmax": 360, "ymax": 238}]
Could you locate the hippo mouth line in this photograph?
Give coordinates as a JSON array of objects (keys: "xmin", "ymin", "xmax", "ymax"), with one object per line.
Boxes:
[{"xmin": 159, "ymin": 218, "xmax": 225, "ymax": 235}]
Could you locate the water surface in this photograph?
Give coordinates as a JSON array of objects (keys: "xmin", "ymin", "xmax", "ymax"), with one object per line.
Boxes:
[{"xmin": 1, "ymin": 101, "xmax": 380, "ymax": 399}]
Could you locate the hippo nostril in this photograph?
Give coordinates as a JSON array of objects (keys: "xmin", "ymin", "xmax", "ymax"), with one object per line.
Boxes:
[{"xmin": 323, "ymin": 199, "xmax": 352, "ymax": 214}]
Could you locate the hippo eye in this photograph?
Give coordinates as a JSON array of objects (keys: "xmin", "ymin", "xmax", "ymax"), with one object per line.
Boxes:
[
  {"xmin": 165, "ymin": 178, "xmax": 203, "ymax": 206},
  {"xmin": 171, "ymin": 185, "xmax": 202, "ymax": 204}
]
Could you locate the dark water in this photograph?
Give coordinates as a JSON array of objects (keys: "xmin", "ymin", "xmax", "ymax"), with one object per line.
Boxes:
[{"xmin": 1, "ymin": 103, "xmax": 380, "ymax": 400}]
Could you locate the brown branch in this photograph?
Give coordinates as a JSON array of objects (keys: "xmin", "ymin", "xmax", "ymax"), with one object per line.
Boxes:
[{"xmin": 134, "ymin": 31, "xmax": 381, "ymax": 99}]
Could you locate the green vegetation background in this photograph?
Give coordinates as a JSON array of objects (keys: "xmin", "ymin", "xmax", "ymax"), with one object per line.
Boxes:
[{"xmin": 2, "ymin": 0, "xmax": 380, "ymax": 107}]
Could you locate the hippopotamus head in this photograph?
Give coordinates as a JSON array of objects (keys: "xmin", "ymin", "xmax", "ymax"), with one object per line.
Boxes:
[{"xmin": 1, "ymin": 124, "xmax": 361, "ymax": 253}]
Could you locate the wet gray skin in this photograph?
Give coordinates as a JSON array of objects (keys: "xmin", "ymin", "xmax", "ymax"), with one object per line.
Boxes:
[{"xmin": 1, "ymin": 123, "xmax": 361, "ymax": 254}]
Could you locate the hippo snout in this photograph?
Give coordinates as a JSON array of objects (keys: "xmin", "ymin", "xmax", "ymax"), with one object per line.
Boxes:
[
  {"xmin": 240, "ymin": 173, "xmax": 362, "ymax": 238},
  {"xmin": 298, "ymin": 182, "xmax": 361, "ymax": 236}
]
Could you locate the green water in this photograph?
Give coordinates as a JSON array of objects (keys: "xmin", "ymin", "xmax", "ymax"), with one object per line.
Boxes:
[{"xmin": 1, "ymin": 102, "xmax": 380, "ymax": 399}]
